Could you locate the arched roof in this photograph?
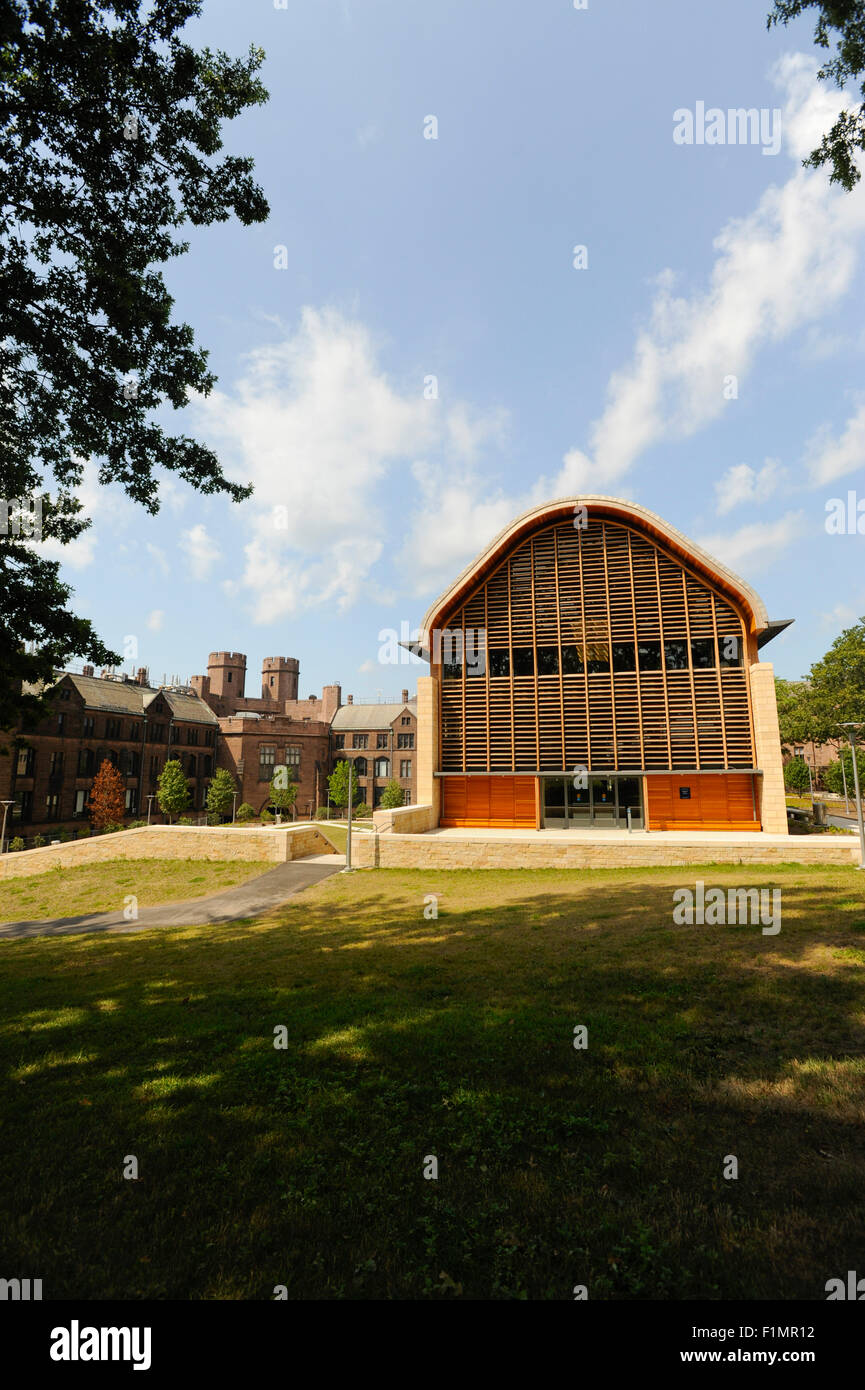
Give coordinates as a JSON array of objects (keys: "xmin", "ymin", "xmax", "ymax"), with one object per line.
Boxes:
[{"xmin": 420, "ymin": 495, "xmax": 771, "ymax": 640}]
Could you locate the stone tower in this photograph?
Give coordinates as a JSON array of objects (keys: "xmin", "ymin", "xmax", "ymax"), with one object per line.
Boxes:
[{"xmin": 261, "ymin": 656, "xmax": 299, "ymax": 703}]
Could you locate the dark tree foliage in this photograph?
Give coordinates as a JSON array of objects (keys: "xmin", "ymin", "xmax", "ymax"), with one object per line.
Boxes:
[
  {"xmin": 769, "ymin": 0, "xmax": 865, "ymax": 187},
  {"xmin": 0, "ymin": 1, "xmax": 269, "ymax": 730}
]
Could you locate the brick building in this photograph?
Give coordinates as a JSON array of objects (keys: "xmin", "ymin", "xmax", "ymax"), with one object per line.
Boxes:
[
  {"xmin": 189, "ymin": 652, "xmax": 341, "ymax": 816},
  {"xmin": 1, "ymin": 647, "xmax": 417, "ymax": 838},
  {"xmin": 330, "ymin": 691, "xmax": 418, "ymax": 809},
  {"xmin": 0, "ymin": 667, "xmax": 218, "ymax": 837}
]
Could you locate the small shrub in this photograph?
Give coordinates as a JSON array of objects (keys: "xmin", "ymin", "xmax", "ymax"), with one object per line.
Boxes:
[
  {"xmin": 55, "ymin": 828, "xmax": 71, "ymax": 842},
  {"xmin": 9, "ymin": 836, "xmax": 24, "ymax": 852},
  {"xmin": 126, "ymin": 819, "xmax": 147, "ymax": 829},
  {"xmin": 354, "ymin": 801, "xmax": 372, "ymax": 818},
  {"xmin": 177, "ymin": 816, "xmax": 193, "ymax": 826},
  {"xmin": 235, "ymin": 803, "xmax": 255, "ymax": 823},
  {"xmin": 101, "ymin": 822, "xmax": 123, "ymax": 834},
  {"xmin": 33, "ymin": 833, "xmax": 46, "ymax": 848},
  {"xmin": 315, "ymin": 806, "xmax": 330, "ymax": 820},
  {"xmin": 260, "ymin": 806, "xmax": 273, "ymax": 823}
]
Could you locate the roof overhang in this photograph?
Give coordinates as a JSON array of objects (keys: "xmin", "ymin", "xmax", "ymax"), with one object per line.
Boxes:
[{"xmin": 418, "ymin": 495, "xmax": 774, "ymax": 645}]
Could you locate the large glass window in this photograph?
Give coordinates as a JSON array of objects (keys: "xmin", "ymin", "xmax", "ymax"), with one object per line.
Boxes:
[
  {"xmin": 489, "ymin": 650, "xmax": 510, "ymax": 677},
  {"xmin": 690, "ymin": 639, "xmax": 715, "ymax": 669},
  {"xmin": 352, "ymin": 734, "xmax": 368, "ymax": 750},
  {"xmin": 719, "ymin": 634, "xmax": 743, "ymax": 667},
  {"xmin": 512, "ymin": 648, "xmax": 534, "ymax": 676},
  {"xmin": 537, "ymin": 647, "xmax": 559, "ymax": 676},
  {"xmin": 637, "ymin": 641, "xmax": 663, "ymax": 671},
  {"xmin": 374, "ymin": 758, "xmax": 389, "ymax": 777},
  {"xmin": 561, "ymin": 646, "xmax": 584, "ymax": 675},
  {"xmin": 586, "ymin": 645, "xmax": 610, "ymax": 674},
  {"xmin": 259, "ymin": 744, "xmax": 276, "ymax": 780},
  {"xmin": 611, "ymin": 643, "xmax": 637, "ymax": 672},
  {"xmin": 664, "ymin": 640, "xmax": 689, "ymax": 671}
]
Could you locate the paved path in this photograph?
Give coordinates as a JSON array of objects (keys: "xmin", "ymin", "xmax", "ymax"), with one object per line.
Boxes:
[{"xmin": 0, "ymin": 854, "xmax": 345, "ymax": 941}]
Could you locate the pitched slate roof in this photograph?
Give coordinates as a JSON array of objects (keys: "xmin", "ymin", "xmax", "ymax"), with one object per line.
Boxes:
[
  {"xmin": 331, "ymin": 700, "xmax": 417, "ymax": 731},
  {"xmin": 56, "ymin": 673, "xmax": 216, "ymax": 724}
]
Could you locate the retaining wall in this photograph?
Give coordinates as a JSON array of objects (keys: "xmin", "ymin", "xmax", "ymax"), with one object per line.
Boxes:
[{"xmin": 0, "ymin": 824, "xmax": 335, "ymax": 881}]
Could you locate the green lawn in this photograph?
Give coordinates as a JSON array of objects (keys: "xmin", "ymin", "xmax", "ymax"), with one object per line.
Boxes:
[
  {"xmin": 2, "ymin": 863, "xmax": 864, "ymax": 1300},
  {"xmin": 0, "ymin": 858, "xmax": 268, "ymax": 923}
]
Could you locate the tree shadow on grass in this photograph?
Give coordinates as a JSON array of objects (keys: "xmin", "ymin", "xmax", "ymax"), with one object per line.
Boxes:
[{"xmin": 1, "ymin": 870, "xmax": 864, "ymax": 1299}]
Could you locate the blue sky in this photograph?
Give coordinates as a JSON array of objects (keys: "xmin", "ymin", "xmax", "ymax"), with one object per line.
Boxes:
[{"xmin": 54, "ymin": 0, "xmax": 865, "ymax": 695}]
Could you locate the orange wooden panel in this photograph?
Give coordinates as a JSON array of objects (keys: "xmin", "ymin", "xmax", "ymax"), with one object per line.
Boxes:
[
  {"xmin": 645, "ymin": 774, "xmax": 759, "ymax": 831},
  {"xmin": 441, "ymin": 776, "xmax": 537, "ymax": 828}
]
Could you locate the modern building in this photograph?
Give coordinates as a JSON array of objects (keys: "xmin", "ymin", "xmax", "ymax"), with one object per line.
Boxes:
[
  {"xmin": 331, "ymin": 692, "xmax": 418, "ymax": 807},
  {"xmin": 412, "ymin": 497, "xmax": 791, "ymax": 833}
]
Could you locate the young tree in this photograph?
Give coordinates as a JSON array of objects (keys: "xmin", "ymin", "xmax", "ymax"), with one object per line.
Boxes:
[
  {"xmin": 205, "ymin": 768, "xmax": 237, "ymax": 821},
  {"xmin": 806, "ymin": 620, "xmax": 865, "ymax": 738},
  {"xmin": 0, "ymin": 1, "xmax": 269, "ymax": 731},
  {"xmin": 157, "ymin": 759, "xmax": 190, "ymax": 823},
  {"xmin": 784, "ymin": 756, "xmax": 812, "ymax": 796},
  {"xmin": 823, "ymin": 746, "xmax": 865, "ymax": 797},
  {"xmin": 269, "ymin": 764, "xmax": 299, "ymax": 818},
  {"xmin": 768, "ymin": 2, "xmax": 865, "ymax": 189},
  {"xmin": 380, "ymin": 778, "xmax": 405, "ymax": 809},
  {"xmin": 89, "ymin": 758, "xmax": 126, "ymax": 830},
  {"xmin": 328, "ymin": 759, "xmax": 362, "ymax": 810}
]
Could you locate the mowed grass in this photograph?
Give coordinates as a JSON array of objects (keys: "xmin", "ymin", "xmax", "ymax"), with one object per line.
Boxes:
[
  {"xmin": 1, "ymin": 863, "xmax": 864, "ymax": 1300},
  {"xmin": 0, "ymin": 859, "xmax": 268, "ymax": 923}
]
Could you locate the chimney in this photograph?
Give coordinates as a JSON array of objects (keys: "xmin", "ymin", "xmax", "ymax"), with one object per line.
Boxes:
[
  {"xmin": 347, "ymin": 694, "xmax": 353, "ymax": 705},
  {"xmin": 401, "ymin": 688, "xmax": 409, "ymax": 704},
  {"xmin": 82, "ymin": 665, "xmax": 94, "ymax": 678},
  {"xmin": 136, "ymin": 667, "xmax": 148, "ymax": 686}
]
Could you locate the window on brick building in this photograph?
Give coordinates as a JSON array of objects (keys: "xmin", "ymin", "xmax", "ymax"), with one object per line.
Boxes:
[
  {"xmin": 13, "ymin": 791, "xmax": 33, "ymax": 822},
  {"xmin": 401, "ymin": 715, "xmax": 411, "ymax": 725},
  {"xmin": 78, "ymin": 748, "xmax": 94, "ymax": 776},
  {"xmin": 45, "ymin": 794, "xmax": 61, "ymax": 820},
  {"xmin": 57, "ymin": 711, "xmax": 66, "ymax": 734},
  {"xmin": 49, "ymin": 751, "xmax": 64, "ymax": 777},
  {"xmin": 334, "ymin": 734, "xmax": 345, "ymax": 749},
  {"xmin": 285, "ymin": 746, "xmax": 301, "ymax": 766},
  {"xmin": 376, "ymin": 733, "xmax": 388, "ymax": 749},
  {"xmin": 353, "ymin": 757, "xmax": 367, "ymax": 777},
  {"xmin": 259, "ymin": 744, "xmax": 276, "ymax": 780},
  {"xmin": 83, "ymin": 716, "xmax": 94, "ymax": 736},
  {"xmin": 352, "ymin": 734, "xmax": 368, "ymax": 749},
  {"xmin": 374, "ymin": 758, "xmax": 389, "ymax": 778},
  {"xmin": 187, "ymin": 727, "xmax": 199, "ymax": 745},
  {"xmin": 16, "ymin": 745, "xmax": 34, "ymax": 777},
  {"xmin": 73, "ymin": 790, "xmax": 87, "ymax": 818},
  {"xmin": 400, "ymin": 759, "xmax": 412, "ymax": 778},
  {"xmin": 397, "ymin": 733, "xmax": 414, "ymax": 750}
]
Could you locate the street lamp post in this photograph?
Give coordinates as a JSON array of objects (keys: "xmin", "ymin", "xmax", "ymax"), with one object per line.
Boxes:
[
  {"xmin": 146, "ymin": 794, "xmax": 156, "ymax": 826},
  {"xmin": 1, "ymin": 800, "xmax": 15, "ymax": 854},
  {"xmin": 840, "ymin": 723, "xmax": 865, "ymax": 870},
  {"xmin": 232, "ymin": 792, "xmax": 238, "ymax": 825},
  {"xmin": 344, "ymin": 762, "xmax": 353, "ymax": 873},
  {"xmin": 840, "ymin": 751, "xmax": 850, "ymax": 815}
]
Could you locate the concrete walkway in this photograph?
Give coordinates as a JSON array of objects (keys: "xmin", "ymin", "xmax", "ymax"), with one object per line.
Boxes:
[{"xmin": 0, "ymin": 854, "xmax": 345, "ymax": 942}]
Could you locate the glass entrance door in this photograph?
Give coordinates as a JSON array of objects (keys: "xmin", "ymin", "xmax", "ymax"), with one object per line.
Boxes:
[
  {"xmin": 541, "ymin": 775, "xmax": 644, "ymax": 829},
  {"xmin": 591, "ymin": 777, "xmax": 615, "ymax": 824}
]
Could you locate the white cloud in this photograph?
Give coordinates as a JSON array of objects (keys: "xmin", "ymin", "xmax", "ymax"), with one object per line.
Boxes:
[
  {"xmin": 146, "ymin": 543, "xmax": 170, "ymax": 577},
  {"xmin": 192, "ymin": 307, "xmax": 503, "ymax": 621},
  {"xmin": 714, "ymin": 459, "xmax": 785, "ymax": 514},
  {"xmin": 398, "ymin": 54, "xmax": 865, "ymax": 595},
  {"xmin": 558, "ymin": 54, "xmax": 865, "ymax": 493},
  {"xmin": 146, "ymin": 609, "xmax": 164, "ymax": 632},
  {"xmin": 695, "ymin": 510, "xmax": 807, "ymax": 573},
  {"xmin": 806, "ymin": 401, "xmax": 865, "ymax": 484},
  {"xmin": 182, "ymin": 523, "xmax": 216, "ymax": 581}
]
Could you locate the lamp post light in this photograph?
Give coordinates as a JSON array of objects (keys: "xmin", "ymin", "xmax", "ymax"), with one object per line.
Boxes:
[
  {"xmin": 232, "ymin": 792, "xmax": 238, "ymax": 825},
  {"xmin": 146, "ymin": 794, "xmax": 156, "ymax": 826},
  {"xmin": 839, "ymin": 723, "xmax": 865, "ymax": 870},
  {"xmin": 1, "ymin": 800, "xmax": 15, "ymax": 854}
]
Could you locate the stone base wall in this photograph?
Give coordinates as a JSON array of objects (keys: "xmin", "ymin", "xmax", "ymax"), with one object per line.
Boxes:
[
  {"xmin": 372, "ymin": 804, "xmax": 435, "ymax": 835},
  {"xmin": 0, "ymin": 824, "xmax": 335, "ymax": 881},
  {"xmin": 350, "ymin": 834, "xmax": 860, "ymax": 870}
]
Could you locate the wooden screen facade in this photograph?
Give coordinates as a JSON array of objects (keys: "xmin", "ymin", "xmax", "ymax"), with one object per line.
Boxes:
[{"xmin": 436, "ymin": 516, "xmax": 756, "ymax": 778}]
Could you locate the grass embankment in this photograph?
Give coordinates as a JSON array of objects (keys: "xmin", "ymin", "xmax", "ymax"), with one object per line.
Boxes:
[
  {"xmin": 1, "ymin": 864, "xmax": 864, "ymax": 1299},
  {"xmin": 0, "ymin": 859, "xmax": 267, "ymax": 923}
]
